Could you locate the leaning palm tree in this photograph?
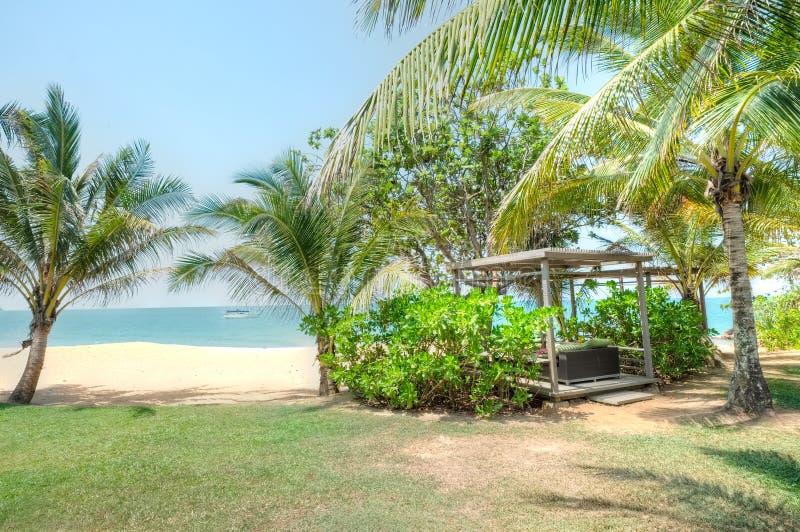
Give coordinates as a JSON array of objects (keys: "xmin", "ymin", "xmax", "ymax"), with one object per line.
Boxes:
[
  {"xmin": 327, "ymin": 1, "xmax": 800, "ymax": 414},
  {"xmin": 170, "ymin": 150, "xmax": 420, "ymax": 395},
  {"xmin": 0, "ymin": 86, "xmax": 200, "ymax": 404}
]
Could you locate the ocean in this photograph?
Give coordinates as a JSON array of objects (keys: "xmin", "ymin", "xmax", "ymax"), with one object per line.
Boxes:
[
  {"xmin": 0, "ymin": 306, "xmax": 314, "ymax": 348},
  {"xmin": 0, "ymin": 297, "xmax": 733, "ymax": 348}
]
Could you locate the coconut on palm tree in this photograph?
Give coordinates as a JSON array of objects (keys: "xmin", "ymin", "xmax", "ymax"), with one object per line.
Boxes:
[
  {"xmin": 170, "ymin": 150, "xmax": 420, "ymax": 395},
  {"xmin": 327, "ymin": 0, "xmax": 800, "ymax": 414},
  {"xmin": 0, "ymin": 85, "xmax": 200, "ymax": 404}
]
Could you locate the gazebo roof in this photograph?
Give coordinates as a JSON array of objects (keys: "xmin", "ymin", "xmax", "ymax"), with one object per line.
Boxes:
[{"xmin": 448, "ymin": 247, "xmax": 653, "ymax": 272}]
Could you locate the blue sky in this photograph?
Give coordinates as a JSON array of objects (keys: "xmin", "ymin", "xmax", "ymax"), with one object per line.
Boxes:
[
  {"xmin": 2, "ymin": 1, "xmax": 441, "ymax": 199},
  {"xmin": 0, "ymin": 1, "xmax": 445, "ymax": 308},
  {"xmin": 0, "ymin": 2, "xmax": 753, "ymax": 310}
]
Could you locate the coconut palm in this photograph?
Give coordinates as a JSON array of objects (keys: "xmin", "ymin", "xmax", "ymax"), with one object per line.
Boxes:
[
  {"xmin": 0, "ymin": 85, "xmax": 200, "ymax": 404},
  {"xmin": 328, "ymin": 0, "xmax": 800, "ymax": 414},
  {"xmin": 549, "ymin": 156, "xmax": 800, "ymax": 307},
  {"xmin": 485, "ymin": 33, "xmax": 800, "ymax": 414},
  {"xmin": 326, "ymin": 1, "xmax": 799, "ymax": 177},
  {"xmin": 596, "ymin": 212, "xmax": 727, "ymax": 306},
  {"xmin": 764, "ymin": 246, "xmax": 800, "ymax": 281},
  {"xmin": 170, "ymin": 150, "xmax": 420, "ymax": 395}
]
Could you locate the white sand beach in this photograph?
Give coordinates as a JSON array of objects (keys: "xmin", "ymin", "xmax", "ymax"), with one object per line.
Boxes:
[{"xmin": 0, "ymin": 343, "xmax": 319, "ymax": 406}]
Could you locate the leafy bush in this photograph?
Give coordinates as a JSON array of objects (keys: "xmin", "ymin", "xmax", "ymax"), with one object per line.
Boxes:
[
  {"xmin": 753, "ymin": 288, "xmax": 800, "ymax": 350},
  {"xmin": 582, "ymin": 284, "xmax": 713, "ymax": 380},
  {"xmin": 325, "ymin": 286, "xmax": 557, "ymax": 416}
]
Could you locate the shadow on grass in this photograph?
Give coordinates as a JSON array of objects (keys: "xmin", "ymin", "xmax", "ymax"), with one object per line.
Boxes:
[
  {"xmin": 314, "ymin": 393, "xmax": 591, "ymax": 425},
  {"xmin": 702, "ymin": 448, "xmax": 800, "ymax": 491},
  {"xmin": 570, "ymin": 465, "xmax": 800, "ymax": 529},
  {"xmin": 7, "ymin": 383, "xmax": 320, "ymax": 407},
  {"xmin": 766, "ymin": 378, "xmax": 800, "ymax": 410},
  {"xmin": 130, "ymin": 406, "xmax": 156, "ymax": 418}
]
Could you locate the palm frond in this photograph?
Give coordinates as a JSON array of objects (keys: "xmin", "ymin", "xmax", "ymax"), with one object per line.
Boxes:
[
  {"xmin": 39, "ymin": 84, "xmax": 82, "ymax": 178},
  {"xmin": 324, "ymin": 0, "xmax": 670, "ymax": 182},
  {"xmin": 351, "ymin": 258, "xmax": 422, "ymax": 312}
]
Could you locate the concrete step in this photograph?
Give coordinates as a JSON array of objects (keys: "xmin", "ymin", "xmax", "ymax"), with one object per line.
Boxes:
[{"xmin": 588, "ymin": 390, "xmax": 654, "ymax": 406}]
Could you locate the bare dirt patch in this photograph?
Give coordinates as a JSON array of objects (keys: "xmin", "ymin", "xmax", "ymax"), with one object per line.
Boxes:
[
  {"xmin": 553, "ymin": 347, "xmax": 800, "ymax": 434},
  {"xmin": 402, "ymin": 434, "xmax": 582, "ymax": 491}
]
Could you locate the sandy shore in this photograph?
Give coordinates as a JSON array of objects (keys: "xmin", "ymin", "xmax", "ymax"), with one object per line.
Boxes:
[{"xmin": 0, "ymin": 342, "xmax": 319, "ymax": 406}]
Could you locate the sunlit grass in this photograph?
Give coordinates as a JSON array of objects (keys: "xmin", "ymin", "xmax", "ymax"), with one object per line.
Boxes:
[
  {"xmin": 0, "ymin": 397, "xmax": 798, "ymax": 530},
  {"xmin": 767, "ymin": 378, "xmax": 800, "ymax": 410}
]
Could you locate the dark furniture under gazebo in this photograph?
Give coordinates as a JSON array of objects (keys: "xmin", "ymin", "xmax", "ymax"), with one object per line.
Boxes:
[
  {"xmin": 540, "ymin": 346, "xmax": 621, "ymax": 385},
  {"xmin": 448, "ymin": 248, "xmax": 660, "ymax": 402}
]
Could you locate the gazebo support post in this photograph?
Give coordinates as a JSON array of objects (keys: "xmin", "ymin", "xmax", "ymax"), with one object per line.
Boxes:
[
  {"xmin": 636, "ymin": 263, "xmax": 655, "ymax": 378},
  {"xmin": 452, "ymin": 268, "xmax": 461, "ymax": 296},
  {"xmin": 541, "ymin": 259, "xmax": 559, "ymax": 395}
]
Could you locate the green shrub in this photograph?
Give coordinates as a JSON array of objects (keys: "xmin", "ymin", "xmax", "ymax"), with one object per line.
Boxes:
[
  {"xmin": 753, "ymin": 288, "xmax": 800, "ymax": 350},
  {"xmin": 325, "ymin": 286, "xmax": 557, "ymax": 416},
  {"xmin": 582, "ymin": 284, "xmax": 713, "ymax": 380}
]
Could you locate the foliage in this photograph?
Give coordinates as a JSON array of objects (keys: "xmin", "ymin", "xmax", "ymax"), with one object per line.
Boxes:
[
  {"xmin": 333, "ymin": 0, "xmax": 800, "ymax": 413},
  {"xmin": 582, "ymin": 284, "xmax": 713, "ymax": 380},
  {"xmin": 170, "ymin": 150, "xmax": 421, "ymax": 394},
  {"xmin": 592, "ymin": 210, "xmax": 730, "ymax": 305},
  {"xmin": 326, "ymin": 286, "xmax": 557, "ymax": 415},
  {"xmin": 753, "ymin": 288, "xmax": 800, "ymax": 351},
  {"xmin": 299, "ymin": 305, "xmax": 345, "ymax": 348},
  {"xmin": 0, "ymin": 86, "xmax": 198, "ymax": 315},
  {"xmin": 363, "ymin": 85, "xmax": 587, "ymax": 283}
]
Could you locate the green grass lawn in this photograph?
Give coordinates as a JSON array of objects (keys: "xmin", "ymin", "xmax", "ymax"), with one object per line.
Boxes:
[
  {"xmin": 1, "ymin": 395, "xmax": 799, "ymax": 531},
  {"xmin": 767, "ymin": 377, "xmax": 800, "ymax": 410}
]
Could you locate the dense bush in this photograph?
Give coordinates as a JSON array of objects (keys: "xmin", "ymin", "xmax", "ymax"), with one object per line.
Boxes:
[
  {"xmin": 753, "ymin": 288, "xmax": 800, "ymax": 350},
  {"xmin": 324, "ymin": 286, "xmax": 557, "ymax": 416},
  {"xmin": 582, "ymin": 284, "xmax": 713, "ymax": 380}
]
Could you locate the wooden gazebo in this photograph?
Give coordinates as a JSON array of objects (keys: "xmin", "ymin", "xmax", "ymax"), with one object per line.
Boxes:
[{"xmin": 448, "ymin": 248, "xmax": 661, "ymax": 402}]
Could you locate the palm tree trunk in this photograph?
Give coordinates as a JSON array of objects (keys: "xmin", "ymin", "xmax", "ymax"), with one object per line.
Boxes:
[
  {"xmin": 8, "ymin": 323, "xmax": 52, "ymax": 405},
  {"xmin": 719, "ymin": 200, "xmax": 772, "ymax": 413},
  {"xmin": 680, "ymin": 288, "xmax": 709, "ymax": 333},
  {"xmin": 316, "ymin": 335, "xmax": 336, "ymax": 396}
]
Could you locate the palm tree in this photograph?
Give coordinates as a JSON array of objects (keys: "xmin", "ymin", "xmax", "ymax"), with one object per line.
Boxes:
[
  {"xmin": 485, "ymin": 32, "xmax": 800, "ymax": 415},
  {"xmin": 591, "ymin": 175, "xmax": 800, "ymax": 313},
  {"xmin": 327, "ymin": 1, "xmax": 800, "ymax": 414},
  {"xmin": 170, "ymin": 151, "xmax": 420, "ymax": 395},
  {"xmin": 0, "ymin": 85, "xmax": 200, "ymax": 404},
  {"xmin": 596, "ymin": 212, "xmax": 727, "ymax": 308},
  {"xmin": 764, "ymin": 246, "xmax": 800, "ymax": 281}
]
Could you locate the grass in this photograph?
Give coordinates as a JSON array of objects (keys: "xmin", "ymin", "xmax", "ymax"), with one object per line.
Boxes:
[
  {"xmin": 767, "ymin": 377, "xmax": 800, "ymax": 410},
  {"xmin": 1, "ymin": 396, "xmax": 799, "ymax": 530}
]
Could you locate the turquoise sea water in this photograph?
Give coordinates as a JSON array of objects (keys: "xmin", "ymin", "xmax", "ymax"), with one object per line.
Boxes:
[
  {"xmin": 0, "ymin": 298, "xmax": 733, "ymax": 348},
  {"xmin": 0, "ymin": 306, "xmax": 314, "ymax": 348}
]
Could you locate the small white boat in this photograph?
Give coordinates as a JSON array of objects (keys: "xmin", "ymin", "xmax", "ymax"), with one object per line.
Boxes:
[{"xmin": 224, "ymin": 309, "xmax": 252, "ymax": 319}]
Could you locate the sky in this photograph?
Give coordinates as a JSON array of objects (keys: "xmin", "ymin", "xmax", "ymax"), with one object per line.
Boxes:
[
  {"xmin": 0, "ymin": 1, "xmax": 444, "ymax": 309},
  {"xmin": 0, "ymin": 1, "xmax": 769, "ymax": 310}
]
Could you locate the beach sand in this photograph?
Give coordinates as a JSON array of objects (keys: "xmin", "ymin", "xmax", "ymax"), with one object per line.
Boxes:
[{"xmin": 0, "ymin": 342, "xmax": 319, "ymax": 406}]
